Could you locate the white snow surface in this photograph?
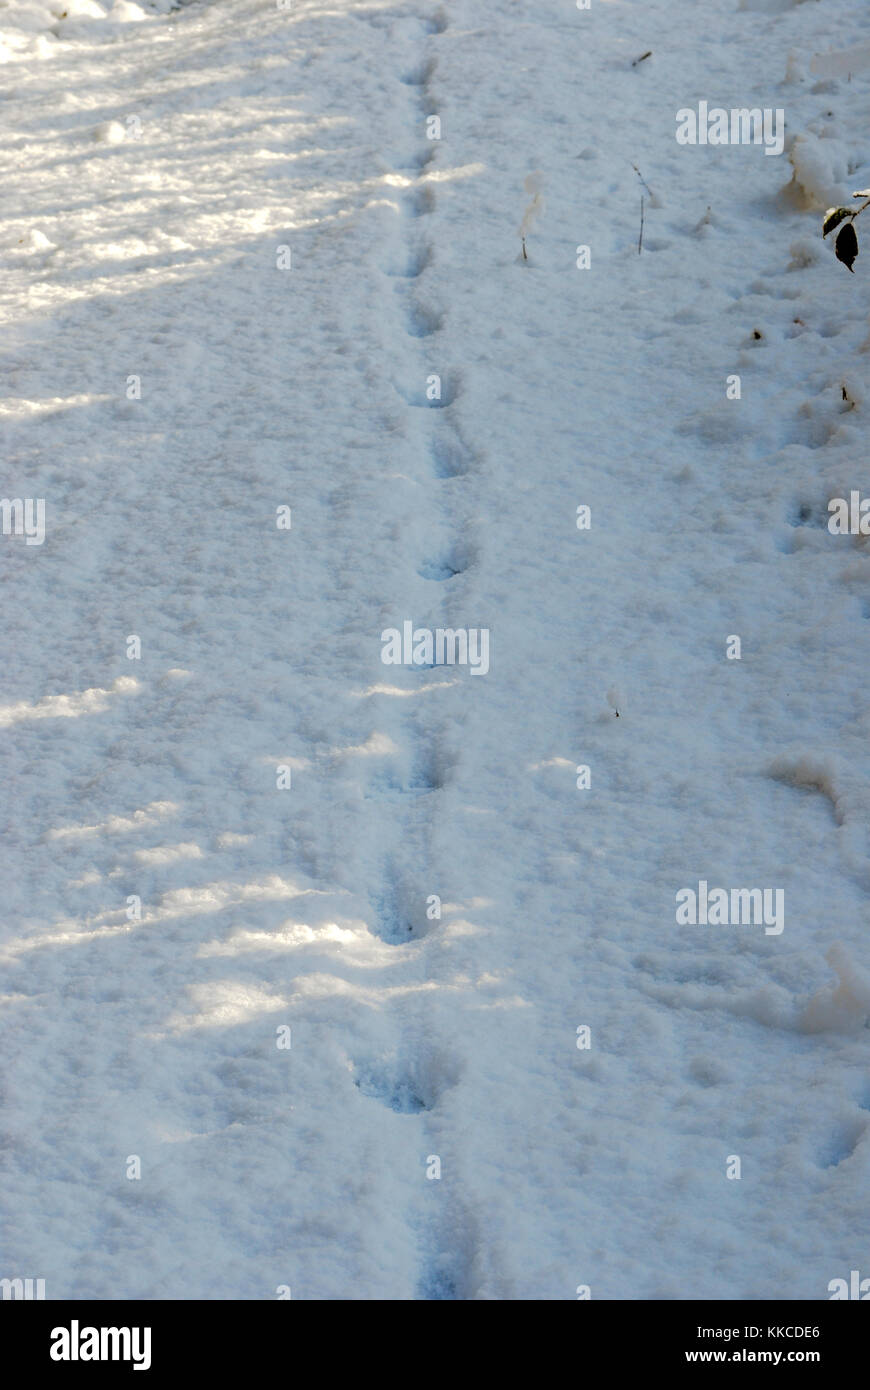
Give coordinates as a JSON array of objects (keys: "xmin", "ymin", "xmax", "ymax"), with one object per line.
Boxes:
[{"xmin": 2, "ymin": 0, "xmax": 870, "ymax": 1300}]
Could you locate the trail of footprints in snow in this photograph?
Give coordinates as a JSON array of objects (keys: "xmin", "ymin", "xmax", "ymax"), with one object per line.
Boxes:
[
  {"xmin": 360, "ymin": 8, "xmax": 474, "ymax": 1300},
  {"xmin": 369, "ymin": 29, "xmax": 449, "ymax": 919}
]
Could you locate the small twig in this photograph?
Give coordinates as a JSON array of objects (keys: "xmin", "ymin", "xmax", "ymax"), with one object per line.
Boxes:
[
  {"xmin": 632, "ymin": 163, "xmax": 653, "ymax": 199},
  {"xmin": 632, "ymin": 50, "xmax": 652, "ymax": 67},
  {"xmin": 521, "ymin": 236, "xmax": 527, "ymax": 261},
  {"xmin": 638, "ymin": 195, "xmax": 644, "ymax": 254}
]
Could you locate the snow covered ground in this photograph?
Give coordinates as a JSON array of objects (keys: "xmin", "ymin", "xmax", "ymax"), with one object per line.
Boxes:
[{"xmin": 2, "ymin": 0, "xmax": 870, "ymax": 1300}]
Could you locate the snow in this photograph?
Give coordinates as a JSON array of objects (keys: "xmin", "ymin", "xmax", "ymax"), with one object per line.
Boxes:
[{"xmin": 1, "ymin": 0, "xmax": 870, "ymax": 1300}]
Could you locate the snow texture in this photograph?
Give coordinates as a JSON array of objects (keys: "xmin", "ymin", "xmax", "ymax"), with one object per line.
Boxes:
[{"xmin": 1, "ymin": 0, "xmax": 870, "ymax": 1300}]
